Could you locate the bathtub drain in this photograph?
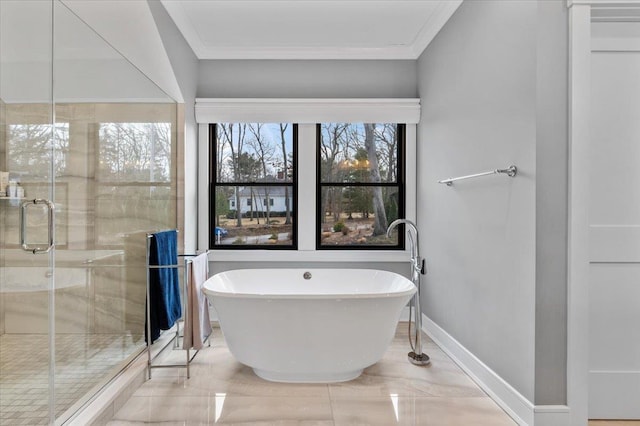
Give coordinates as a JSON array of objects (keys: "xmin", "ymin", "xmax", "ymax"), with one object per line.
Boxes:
[{"xmin": 303, "ymin": 272, "xmax": 312, "ymax": 280}]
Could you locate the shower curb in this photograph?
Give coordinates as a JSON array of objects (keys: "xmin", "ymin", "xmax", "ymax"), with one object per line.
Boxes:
[{"xmin": 63, "ymin": 351, "xmax": 147, "ymax": 426}]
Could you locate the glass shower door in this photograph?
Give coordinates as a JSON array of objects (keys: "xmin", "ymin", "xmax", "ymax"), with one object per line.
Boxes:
[
  {"xmin": 3, "ymin": 1, "xmax": 178, "ymax": 423},
  {"xmin": 0, "ymin": 1, "xmax": 57, "ymax": 424}
]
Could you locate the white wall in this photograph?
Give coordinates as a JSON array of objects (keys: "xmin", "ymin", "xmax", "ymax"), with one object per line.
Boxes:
[{"xmin": 417, "ymin": 0, "xmax": 569, "ymax": 406}]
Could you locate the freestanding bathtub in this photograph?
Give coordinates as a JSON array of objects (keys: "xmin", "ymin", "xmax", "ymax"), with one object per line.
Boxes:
[{"xmin": 202, "ymin": 268, "xmax": 416, "ymax": 383}]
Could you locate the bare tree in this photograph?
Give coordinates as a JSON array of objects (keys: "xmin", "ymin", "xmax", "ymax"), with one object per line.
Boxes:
[
  {"xmin": 364, "ymin": 124, "xmax": 388, "ymax": 235},
  {"xmin": 376, "ymin": 124, "xmax": 397, "ymax": 182},
  {"xmin": 320, "ymin": 123, "xmax": 349, "ymax": 222},
  {"xmin": 279, "ymin": 123, "xmax": 292, "ymax": 225},
  {"xmin": 248, "ymin": 123, "xmax": 277, "ymax": 225},
  {"xmin": 219, "ymin": 123, "xmax": 247, "ymax": 227}
]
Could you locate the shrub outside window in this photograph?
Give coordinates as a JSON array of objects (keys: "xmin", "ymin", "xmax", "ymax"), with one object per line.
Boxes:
[
  {"xmin": 209, "ymin": 123, "xmax": 296, "ymax": 249},
  {"xmin": 317, "ymin": 123, "xmax": 405, "ymax": 249}
]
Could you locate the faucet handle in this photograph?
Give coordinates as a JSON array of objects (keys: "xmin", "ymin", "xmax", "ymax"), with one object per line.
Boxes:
[{"xmin": 420, "ymin": 258, "xmax": 426, "ymax": 275}]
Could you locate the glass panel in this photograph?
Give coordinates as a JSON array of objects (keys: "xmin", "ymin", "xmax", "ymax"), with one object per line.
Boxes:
[
  {"xmin": 1, "ymin": 0, "xmax": 55, "ymax": 424},
  {"xmin": 213, "ymin": 185, "xmax": 294, "ymax": 246},
  {"xmin": 52, "ymin": 1, "xmax": 177, "ymax": 423},
  {"xmin": 215, "ymin": 123, "xmax": 294, "ymax": 183},
  {"xmin": 319, "ymin": 186, "xmax": 399, "ymax": 247},
  {"xmin": 320, "ymin": 123, "xmax": 399, "ymax": 184}
]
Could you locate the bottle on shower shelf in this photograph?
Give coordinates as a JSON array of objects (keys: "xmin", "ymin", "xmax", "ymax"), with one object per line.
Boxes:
[{"xmin": 16, "ymin": 183, "xmax": 24, "ymax": 198}]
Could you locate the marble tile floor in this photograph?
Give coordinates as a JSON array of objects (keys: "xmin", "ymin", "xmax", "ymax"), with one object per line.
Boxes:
[
  {"xmin": 108, "ymin": 324, "xmax": 517, "ymax": 425},
  {"xmin": 0, "ymin": 333, "xmax": 142, "ymax": 425}
]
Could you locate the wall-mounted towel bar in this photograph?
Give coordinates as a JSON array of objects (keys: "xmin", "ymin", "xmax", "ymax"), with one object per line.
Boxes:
[{"xmin": 438, "ymin": 165, "xmax": 517, "ymax": 186}]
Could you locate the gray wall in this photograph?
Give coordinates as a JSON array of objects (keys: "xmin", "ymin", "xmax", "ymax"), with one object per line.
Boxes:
[
  {"xmin": 148, "ymin": 0, "xmax": 199, "ymax": 253},
  {"xmin": 534, "ymin": 0, "xmax": 568, "ymax": 405},
  {"xmin": 198, "ymin": 60, "xmax": 417, "ymax": 98},
  {"xmin": 210, "ymin": 262, "xmax": 408, "ymax": 277},
  {"xmin": 417, "ymin": 0, "xmax": 538, "ymax": 402},
  {"xmin": 417, "ymin": 0, "xmax": 568, "ymax": 405}
]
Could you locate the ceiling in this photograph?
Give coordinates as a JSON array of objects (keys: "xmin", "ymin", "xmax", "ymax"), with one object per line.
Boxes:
[{"xmin": 160, "ymin": 0, "xmax": 463, "ymax": 60}]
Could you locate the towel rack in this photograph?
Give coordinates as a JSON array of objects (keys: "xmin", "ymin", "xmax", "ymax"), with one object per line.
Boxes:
[
  {"xmin": 145, "ymin": 231, "xmax": 211, "ymax": 379},
  {"xmin": 438, "ymin": 165, "xmax": 517, "ymax": 186}
]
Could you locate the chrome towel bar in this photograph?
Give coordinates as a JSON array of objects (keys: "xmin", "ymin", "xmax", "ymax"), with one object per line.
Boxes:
[{"xmin": 438, "ymin": 165, "xmax": 517, "ymax": 186}]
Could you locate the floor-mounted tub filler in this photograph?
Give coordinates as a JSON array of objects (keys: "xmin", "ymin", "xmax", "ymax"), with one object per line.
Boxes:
[
  {"xmin": 386, "ymin": 218, "xmax": 431, "ymax": 366},
  {"xmin": 202, "ymin": 268, "xmax": 416, "ymax": 383}
]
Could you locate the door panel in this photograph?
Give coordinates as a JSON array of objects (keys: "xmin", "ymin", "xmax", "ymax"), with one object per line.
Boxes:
[{"xmin": 588, "ymin": 50, "xmax": 640, "ymax": 419}]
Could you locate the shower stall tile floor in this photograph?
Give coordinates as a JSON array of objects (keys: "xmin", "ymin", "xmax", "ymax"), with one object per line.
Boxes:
[
  {"xmin": 0, "ymin": 333, "xmax": 141, "ymax": 425},
  {"xmin": 108, "ymin": 324, "xmax": 517, "ymax": 425}
]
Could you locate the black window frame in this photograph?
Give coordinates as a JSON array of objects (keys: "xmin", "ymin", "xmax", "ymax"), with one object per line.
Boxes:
[
  {"xmin": 315, "ymin": 123, "xmax": 406, "ymax": 251},
  {"xmin": 209, "ymin": 123, "xmax": 298, "ymax": 250}
]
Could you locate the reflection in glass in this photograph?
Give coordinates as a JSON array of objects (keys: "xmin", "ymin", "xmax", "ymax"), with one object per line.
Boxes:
[
  {"xmin": 98, "ymin": 123, "xmax": 171, "ymax": 182},
  {"xmin": 8, "ymin": 123, "xmax": 68, "ymax": 179}
]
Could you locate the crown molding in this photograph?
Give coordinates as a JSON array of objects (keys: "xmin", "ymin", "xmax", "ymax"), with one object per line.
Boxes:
[
  {"xmin": 192, "ymin": 46, "xmax": 418, "ymax": 61},
  {"xmin": 411, "ymin": 0, "xmax": 463, "ymax": 58}
]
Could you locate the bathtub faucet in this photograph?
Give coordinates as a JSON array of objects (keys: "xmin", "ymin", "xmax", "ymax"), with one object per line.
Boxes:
[
  {"xmin": 386, "ymin": 219, "xmax": 430, "ymax": 366},
  {"xmin": 386, "ymin": 219, "xmax": 425, "ymax": 281}
]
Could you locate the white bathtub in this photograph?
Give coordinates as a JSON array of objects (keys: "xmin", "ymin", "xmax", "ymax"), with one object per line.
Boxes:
[{"xmin": 202, "ymin": 268, "xmax": 416, "ymax": 383}]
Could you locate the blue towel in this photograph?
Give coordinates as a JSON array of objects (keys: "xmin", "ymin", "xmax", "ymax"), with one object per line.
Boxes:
[{"xmin": 145, "ymin": 230, "xmax": 182, "ymax": 343}]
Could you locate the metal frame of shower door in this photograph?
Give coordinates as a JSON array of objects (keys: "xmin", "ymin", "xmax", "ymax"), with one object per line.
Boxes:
[{"xmin": 145, "ymin": 232, "xmax": 211, "ymax": 379}]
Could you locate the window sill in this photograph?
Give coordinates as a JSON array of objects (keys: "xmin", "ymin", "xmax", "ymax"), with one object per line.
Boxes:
[{"xmin": 207, "ymin": 249, "xmax": 411, "ymax": 263}]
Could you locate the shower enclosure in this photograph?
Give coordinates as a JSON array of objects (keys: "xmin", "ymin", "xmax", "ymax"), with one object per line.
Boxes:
[{"xmin": 0, "ymin": 1, "xmax": 179, "ymax": 424}]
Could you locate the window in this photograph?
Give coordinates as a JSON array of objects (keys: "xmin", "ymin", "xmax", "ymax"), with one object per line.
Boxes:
[
  {"xmin": 317, "ymin": 123, "xmax": 404, "ymax": 249},
  {"xmin": 210, "ymin": 123, "xmax": 297, "ymax": 248},
  {"xmin": 199, "ymin": 98, "xmax": 418, "ymax": 258}
]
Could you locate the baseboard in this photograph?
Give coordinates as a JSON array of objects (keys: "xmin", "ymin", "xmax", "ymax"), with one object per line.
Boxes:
[
  {"xmin": 533, "ymin": 405, "xmax": 571, "ymax": 426},
  {"xmin": 421, "ymin": 314, "xmax": 570, "ymax": 426}
]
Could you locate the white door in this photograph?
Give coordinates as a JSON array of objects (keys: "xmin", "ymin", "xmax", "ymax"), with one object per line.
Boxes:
[{"xmin": 588, "ymin": 32, "xmax": 640, "ymax": 419}]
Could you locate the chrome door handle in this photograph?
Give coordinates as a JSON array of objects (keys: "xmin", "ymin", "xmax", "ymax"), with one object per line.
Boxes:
[{"xmin": 20, "ymin": 198, "xmax": 55, "ymax": 254}]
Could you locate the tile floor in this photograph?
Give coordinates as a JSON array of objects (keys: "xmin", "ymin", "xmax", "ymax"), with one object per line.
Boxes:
[
  {"xmin": 107, "ymin": 323, "xmax": 517, "ymax": 425},
  {"xmin": 0, "ymin": 333, "xmax": 141, "ymax": 425}
]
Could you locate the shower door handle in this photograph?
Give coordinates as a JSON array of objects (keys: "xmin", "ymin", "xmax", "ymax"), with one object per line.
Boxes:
[{"xmin": 20, "ymin": 198, "xmax": 55, "ymax": 254}]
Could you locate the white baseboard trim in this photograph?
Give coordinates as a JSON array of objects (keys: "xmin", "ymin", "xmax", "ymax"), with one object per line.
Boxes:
[
  {"xmin": 421, "ymin": 313, "xmax": 570, "ymax": 426},
  {"xmin": 534, "ymin": 405, "xmax": 572, "ymax": 426}
]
